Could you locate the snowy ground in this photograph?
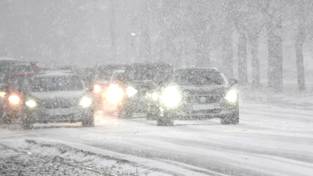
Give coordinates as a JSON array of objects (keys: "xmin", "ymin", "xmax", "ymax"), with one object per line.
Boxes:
[{"xmin": 1, "ymin": 97, "xmax": 313, "ymax": 176}]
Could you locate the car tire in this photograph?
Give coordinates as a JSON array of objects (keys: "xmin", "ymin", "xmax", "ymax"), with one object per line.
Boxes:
[
  {"xmin": 146, "ymin": 105, "xmax": 160, "ymax": 120},
  {"xmin": 22, "ymin": 115, "xmax": 33, "ymax": 130},
  {"xmin": 82, "ymin": 114, "xmax": 95, "ymax": 127},
  {"xmin": 1, "ymin": 112, "xmax": 13, "ymax": 124},
  {"xmin": 157, "ymin": 118, "xmax": 174, "ymax": 126},
  {"xmin": 118, "ymin": 109, "xmax": 132, "ymax": 118},
  {"xmin": 220, "ymin": 111, "xmax": 239, "ymax": 125},
  {"xmin": 156, "ymin": 112, "xmax": 174, "ymax": 126}
]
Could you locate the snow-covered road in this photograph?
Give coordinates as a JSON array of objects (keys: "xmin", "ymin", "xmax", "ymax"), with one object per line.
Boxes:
[{"xmin": 1, "ymin": 101, "xmax": 313, "ymax": 176}]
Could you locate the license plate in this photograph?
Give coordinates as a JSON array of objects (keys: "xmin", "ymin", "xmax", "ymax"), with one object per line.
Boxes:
[
  {"xmin": 192, "ymin": 104, "xmax": 220, "ymax": 110},
  {"xmin": 46, "ymin": 108, "xmax": 78, "ymax": 116}
]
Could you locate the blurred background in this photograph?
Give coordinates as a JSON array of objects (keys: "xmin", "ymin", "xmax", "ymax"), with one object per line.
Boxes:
[{"xmin": 1, "ymin": 0, "xmax": 313, "ymax": 91}]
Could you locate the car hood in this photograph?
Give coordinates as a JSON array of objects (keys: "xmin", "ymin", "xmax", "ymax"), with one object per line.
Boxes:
[
  {"xmin": 129, "ymin": 80, "xmax": 156, "ymax": 89},
  {"xmin": 178, "ymin": 84, "xmax": 227, "ymax": 95},
  {"xmin": 30, "ymin": 90, "xmax": 86, "ymax": 100}
]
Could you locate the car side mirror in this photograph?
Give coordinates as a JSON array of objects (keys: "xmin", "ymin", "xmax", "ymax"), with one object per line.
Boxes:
[{"xmin": 229, "ymin": 78, "xmax": 238, "ymax": 86}]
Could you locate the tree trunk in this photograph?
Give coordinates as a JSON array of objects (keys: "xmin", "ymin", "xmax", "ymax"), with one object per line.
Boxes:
[
  {"xmin": 139, "ymin": 0, "xmax": 151, "ymax": 61},
  {"xmin": 267, "ymin": 18, "xmax": 283, "ymax": 92},
  {"xmin": 295, "ymin": 27, "xmax": 306, "ymax": 91},
  {"xmin": 237, "ymin": 32, "xmax": 248, "ymax": 84},
  {"xmin": 249, "ymin": 33, "xmax": 260, "ymax": 87},
  {"xmin": 195, "ymin": 35, "xmax": 210, "ymax": 67},
  {"xmin": 221, "ymin": 30, "xmax": 234, "ymax": 78},
  {"xmin": 110, "ymin": 0, "xmax": 116, "ymax": 60}
]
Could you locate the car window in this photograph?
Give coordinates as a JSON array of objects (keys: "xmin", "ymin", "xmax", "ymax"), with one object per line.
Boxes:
[
  {"xmin": 174, "ymin": 70, "xmax": 225, "ymax": 86},
  {"xmin": 31, "ymin": 76, "xmax": 84, "ymax": 92}
]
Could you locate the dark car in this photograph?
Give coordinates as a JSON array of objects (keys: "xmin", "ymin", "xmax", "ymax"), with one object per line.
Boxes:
[
  {"xmin": 117, "ymin": 63, "xmax": 173, "ymax": 118},
  {"xmin": 0, "ymin": 60, "xmax": 39, "ymax": 121},
  {"xmin": 148, "ymin": 67, "xmax": 239, "ymax": 126},
  {"xmin": 1, "ymin": 70, "xmax": 94, "ymax": 129}
]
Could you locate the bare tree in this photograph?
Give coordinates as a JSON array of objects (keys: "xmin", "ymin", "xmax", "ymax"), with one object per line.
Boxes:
[
  {"xmin": 294, "ymin": 0, "xmax": 313, "ymax": 91},
  {"xmin": 139, "ymin": 0, "xmax": 152, "ymax": 61},
  {"xmin": 260, "ymin": 0, "xmax": 286, "ymax": 92},
  {"xmin": 221, "ymin": 0, "xmax": 234, "ymax": 77},
  {"xmin": 109, "ymin": 0, "xmax": 116, "ymax": 60}
]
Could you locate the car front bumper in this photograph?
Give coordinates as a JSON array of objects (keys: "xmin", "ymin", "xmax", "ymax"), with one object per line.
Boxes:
[
  {"xmin": 159, "ymin": 102, "xmax": 239, "ymax": 119},
  {"xmin": 123, "ymin": 96, "xmax": 149, "ymax": 113},
  {"xmin": 26, "ymin": 107, "xmax": 93, "ymax": 123}
]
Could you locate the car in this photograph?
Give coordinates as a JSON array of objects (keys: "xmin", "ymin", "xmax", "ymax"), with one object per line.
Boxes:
[
  {"xmin": 0, "ymin": 59, "xmax": 39, "ymax": 121},
  {"xmin": 147, "ymin": 67, "xmax": 239, "ymax": 126},
  {"xmin": 1, "ymin": 69, "xmax": 94, "ymax": 129},
  {"xmin": 91, "ymin": 64, "xmax": 129, "ymax": 113},
  {"xmin": 116, "ymin": 63, "xmax": 173, "ymax": 118}
]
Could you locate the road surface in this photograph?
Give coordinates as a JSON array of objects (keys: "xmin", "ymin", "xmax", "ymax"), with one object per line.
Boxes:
[{"xmin": 0, "ymin": 101, "xmax": 313, "ymax": 176}]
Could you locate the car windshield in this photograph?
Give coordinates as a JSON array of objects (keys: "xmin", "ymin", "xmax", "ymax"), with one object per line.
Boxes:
[
  {"xmin": 126, "ymin": 65, "xmax": 172, "ymax": 82},
  {"xmin": 31, "ymin": 76, "xmax": 84, "ymax": 92},
  {"xmin": 175, "ymin": 70, "xmax": 225, "ymax": 85}
]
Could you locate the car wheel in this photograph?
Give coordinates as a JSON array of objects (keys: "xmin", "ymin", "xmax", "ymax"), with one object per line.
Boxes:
[
  {"xmin": 1, "ymin": 112, "xmax": 13, "ymax": 124},
  {"xmin": 156, "ymin": 112, "xmax": 174, "ymax": 126},
  {"xmin": 146, "ymin": 105, "xmax": 160, "ymax": 120},
  {"xmin": 82, "ymin": 114, "xmax": 95, "ymax": 127},
  {"xmin": 22, "ymin": 115, "xmax": 33, "ymax": 130},
  {"xmin": 220, "ymin": 111, "xmax": 239, "ymax": 125},
  {"xmin": 118, "ymin": 109, "xmax": 132, "ymax": 118}
]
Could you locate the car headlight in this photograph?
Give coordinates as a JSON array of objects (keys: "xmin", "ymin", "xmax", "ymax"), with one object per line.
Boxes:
[
  {"xmin": 0, "ymin": 91, "xmax": 6, "ymax": 98},
  {"xmin": 146, "ymin": 91, "xmax": 159, "ymax": 101},
  {"xmin": 79, "ymin": 96, "xmax": 93, "ymax": 108},
  {"xmin": 105, "ymin": 84, "xmax": 125, "ymax": 105},
  {"xmin": 93, "ymin": 84, "xmax": 102, "ymax": 94},
  {"xmin": 159, "ymin": 85, "xmax": 182, "ymax": 109},
  {"xmin": 126, "ymin": 86, "xmax": 137, "ymax": 97},
  {"xmin": 224, "ymin": 88, "xmax": 238, "ymax": 104},
  {"xmin": 25, "ymin": 99, "xmax": 37, "ymax": 109},
  {"xmin": 8, "ymin": 94, "xmax": 21, "ymax": 106}
]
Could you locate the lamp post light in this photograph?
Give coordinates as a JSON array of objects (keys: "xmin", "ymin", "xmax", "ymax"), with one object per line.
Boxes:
[{"xmin": 130, "ymin": 32, "xmax": 137, "ymax": 63}]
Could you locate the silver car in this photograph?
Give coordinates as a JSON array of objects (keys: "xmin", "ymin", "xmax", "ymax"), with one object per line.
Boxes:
[{"xmin": 3, "ymin": 70, "xmax": 95, "ymax": 129}]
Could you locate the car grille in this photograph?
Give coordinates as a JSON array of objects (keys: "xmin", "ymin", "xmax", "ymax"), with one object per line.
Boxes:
[
  {"xmin": 186, "ymin": 95, "xmax": 222, "ymax": 104},
  {"xmin": 41, "ymin": 98, "xmax": 77, "ymax": 109}
]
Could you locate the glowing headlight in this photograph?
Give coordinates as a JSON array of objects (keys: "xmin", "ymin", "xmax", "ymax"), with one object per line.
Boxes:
[
  {"xmin": 93, "ymin": 84, "xmax": 102, "ymax": 94},
  {"xmin": 146, "ymin": 91, "xmax": 159, "ymax": 101},
  {"xmin": 105, "ymin": 84, "xmax": 125, "ymax": 105},
  {"xmin": 79, "ymin": 96, "xmax": 93, "ymax": 108},
  {"xmin": 126, "ymin": 86, "xmax": 137, "ymax": 97},
  {"xmin": 25, "ymin": 99, "xmax": 37, "ymax": 109},
  {"xmin": 224, "ymin": 89, "xmax": 238, "ymax": 104},
  {"xmin": 159, "ymin": 85, "xmax": 182, "ymax": 109},
  {"xmin": 0, "ymin": 91, "xmax": 6, "ymax": 98},
  {"xmin": 8, "ymin": 94, "xmax": 21, "ymax": 106}
]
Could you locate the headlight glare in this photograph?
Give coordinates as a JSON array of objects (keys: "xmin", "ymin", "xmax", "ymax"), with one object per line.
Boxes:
[
  {"xmin": 0, "ymin": 91, "xmax": 6, "ymax": 98},
  {"xmin": 159, "ymin": 85, "xmax": 182, "ymax": 109},
  {"xmin": 8, "ymin": 94, "xmax": 21, "ymax": 106},
  {"xmin": 79, "ymin": 96, "xmax": 93, "ymax": 108},
  {"xmin": 224, "ymin": 89, "xmax": 238, "ymax": 104},
  {"xmin": 93, "ymin": 84, "xmax": 102, "ymax": 94},
  {"xmin": 105, "ymin": 84, "xmax": 125, "ymax": 105},
  {"xmin": 25, "ymin": 99, "xmax": 37, "ymax": 109},
  {"xmin": 146, "ymin": 92, "xmax": 159, "ymax": 101},
  {"xmin": 126, "ymin": 86, "xmax": 137, "ymax": 97}
]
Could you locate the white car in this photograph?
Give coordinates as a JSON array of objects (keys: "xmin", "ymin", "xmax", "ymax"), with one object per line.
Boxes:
[{"xmin": 2, "ymin": 70, "xmax": 94, "ymax": 129}]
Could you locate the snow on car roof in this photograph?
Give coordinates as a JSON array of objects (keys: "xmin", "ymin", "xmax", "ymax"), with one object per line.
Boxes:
[
  {"xmin": 35, "ymin": 70, "xmax": 75, "ymax": 78},
  {"xmin": 175, "ymin": 67, "xmax": 218, "ymax": 72},
  {"xmin": 0, "ymin": 57, "xmax": 20, "ymax": 62}
]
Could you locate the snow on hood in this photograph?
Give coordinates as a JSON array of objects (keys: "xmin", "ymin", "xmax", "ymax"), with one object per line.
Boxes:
[
  {"xmin": 30, "ymin": 90, "xmax": 86, "ymax": 100},
  {"xmin": 178, "ymin": 84, "xmax": 227, "ymax": 92}
]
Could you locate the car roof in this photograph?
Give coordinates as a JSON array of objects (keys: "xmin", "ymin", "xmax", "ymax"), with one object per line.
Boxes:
[
  {"xmin": 0, "ymin": 57, "xmax": 19, "ymax": 61},
  {"xmin": 35, "ymin": 70, "xmax": 75, "ymax": 78},
  {"xmin": 175, "ymin": 67, "xmax": 219, "ymax": 72}
]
